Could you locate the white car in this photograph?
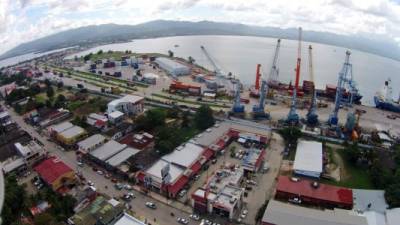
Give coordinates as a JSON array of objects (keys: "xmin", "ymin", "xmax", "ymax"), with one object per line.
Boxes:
[
  {"xmin": 177, "ymin": 218, "xmax": 189, "ymax": 224},
  {"xmin": 178, "ymin": 189, "xmax": 187, "ymax": 197},
  {"xmin": 189, "ymin": 214, "xmax": 200, "ymax": 220},
  {"xmin": 145, "ymin": 202, "xmax": 156, "ymax": 209},
  {"xmin": 289, "ymin": 197, "xmax": 302, "ymax": 204},
  {"xmin": 97, "ymin": 170, "xmax": 104, "ymax": 175},
  {"xmin": 88, "ymin": 180, "xmax": 94, "ymax": 186},
  {"xmin": 124, "ymin": 184, "xmax": 133, "ymax": 190}
]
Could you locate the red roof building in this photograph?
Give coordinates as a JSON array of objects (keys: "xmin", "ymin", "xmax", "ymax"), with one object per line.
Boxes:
[
  {"xmin": 34, "ymin": 157, "xmax": 75, "ymax": 191},
  {"xmin": 275, "ymin": 176, "xmax": 353, "ymax": 209}
]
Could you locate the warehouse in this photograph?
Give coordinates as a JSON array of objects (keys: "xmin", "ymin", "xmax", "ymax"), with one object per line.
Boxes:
[
  {"xmin": 77, "ymin": 134, "xmax": 106, "ymax": 153},
  {"xmin": 261, "ymin": 200, "xmax": 367, "ymax": 225},
  {"xmin": 56, "ymin": 125, "xmax": 87, "ymax": 147},
  {"xmin": 293, "ymin": 140, "xmax": 323, "ymax": 178},
  {"xmin": 155, "ymin": 57, "xmax": 190, "ymax": 76},
  {"xmin": 275, "ymin": 176, "xmax": 353, "ymax": 209}
]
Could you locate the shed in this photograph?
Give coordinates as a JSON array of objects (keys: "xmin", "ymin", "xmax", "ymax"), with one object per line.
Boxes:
[{"xmin": 293, "ymin": 140, "xmax": 323, "ymax": 178}]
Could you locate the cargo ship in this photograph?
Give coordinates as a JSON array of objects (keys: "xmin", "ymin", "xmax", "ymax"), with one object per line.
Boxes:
[{"xmin": 374, "ymin": 79, "xmax": 400, "ymax": 113}]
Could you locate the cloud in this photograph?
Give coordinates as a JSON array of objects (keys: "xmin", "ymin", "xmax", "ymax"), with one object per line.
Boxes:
[{"xmin": 1, "ymin": 0, "xmax": 400, "ymax": 55}]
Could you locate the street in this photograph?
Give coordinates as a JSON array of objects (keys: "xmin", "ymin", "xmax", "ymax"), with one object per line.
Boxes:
[{"xmin": 2, "ymin": 102, "xmax": 200, "ymax": 225}]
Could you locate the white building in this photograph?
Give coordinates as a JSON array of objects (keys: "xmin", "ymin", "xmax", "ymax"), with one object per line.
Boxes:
[
  {"xmin": 293, "ymin": 140, "xmax": 323, "ymax": 178},
  {"xmin": 77, "ymin": 134, "xmax": 106, "ymax": 153},
  {"xmin": 2, "ymin": 141, "xmax": 47, "ymax": 174},
  {"xmin": 155, "ymin": 57, "xmax": 190, "ymax": 76},
  {"xmin": 107, "ymin": 94, "xmax": 144, "ymax": 116},
  {"xmin": 113, "ymin": 213, "xmax": 146, "ymax": 225}
]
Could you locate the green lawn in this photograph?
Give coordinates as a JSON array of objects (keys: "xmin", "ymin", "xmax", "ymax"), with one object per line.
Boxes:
[{"xmin": 323, "ymin": 149, "xmax": 374, "ymax": 189}]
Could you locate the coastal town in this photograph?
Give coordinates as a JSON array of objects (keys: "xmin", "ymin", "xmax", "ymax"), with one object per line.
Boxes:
[{"xmin": 1, "ymin": 37, "xmax": 400, "ymax": 225}]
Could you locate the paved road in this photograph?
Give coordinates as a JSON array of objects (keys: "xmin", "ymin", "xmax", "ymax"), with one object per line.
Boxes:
[{"xmin": 2, "ymin": 102, "xmax": 200, "ymax": 225}]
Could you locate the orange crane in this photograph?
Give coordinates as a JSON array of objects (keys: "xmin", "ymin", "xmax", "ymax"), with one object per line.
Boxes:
[{"xmin": 250, "ymin": 64, "xmax": 262, "ymax": 97}]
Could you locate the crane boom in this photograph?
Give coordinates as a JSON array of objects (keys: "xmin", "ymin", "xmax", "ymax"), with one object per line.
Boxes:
[
  {"xmin": 294, "ymin": 27, "xmax": 302, "ymax": 92},
  {"xmin": 268, "ymin": 39, "xmax": 281, "ymax": 84},
  {"xmin": 200, "ymin": 46, "xmax": 223, "ymax": 77},
  {"xmin": 308, "ymin": 45, "xmax": 314, "ymax": 84}
]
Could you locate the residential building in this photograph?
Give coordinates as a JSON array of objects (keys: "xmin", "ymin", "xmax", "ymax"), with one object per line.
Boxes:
[
  {"xmin": 261, "ymin": 200, "xmax": 367, "ymax": 225},
  {"xmin": 108, "ymin": 111, "xmax": 124, "ymax": 124},
  {"xmin": 191, "ymin": 169, "xmax": 244, "ymax": 219},
  {"xmin": 56, "ymin": 125, "xmax": 87, "ymax": 147},
  {"xmin": 107, "ymin": 94, "xmax": 144, "ymax": 116},
  {"xmin": 119, "ymin": 132, "xmax": 155, "ymax": 150},
  {"xmin": 67, "ymin": 195, "xmax": 124, "ymax": 225},
  {"xmin": 77, "ymin": 134, "xmax": 106, "ymax": 153},
  {"xmin": 155, "ymin": 57, "xmax": 190, "ymax": 76},
  {"xmin": 48, "ymin": 121, "xmax": 74, "ymax": 137},
  {"xmin": 86, "ymin": 113, "xmax": 109, "ymax": 130},
  {"xmin": 137, "ymin": 142, "xmax": 206, "ymax": 198},
  {"xmin": 0, "ymin": 111, "xmax": 12, "ymax": 126},
  {"xmin": 2, "ymin": 141, "xmax": 46, "ymax": 174},
  {"xmin": 275, "ymin": 176, "xmax": 353, "ymax": 209},
  {"xmin": 293, "ymin": 140, "xmax": 323, "ymax": 178},
  {"xmin": 34, "ymin": 157, "xmax": 75, "ymax": 191}
]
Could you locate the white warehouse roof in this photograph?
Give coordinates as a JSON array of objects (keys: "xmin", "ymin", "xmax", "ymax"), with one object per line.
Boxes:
[
  {"xmin": 78, "ymin": 134, "xmax": 106, "ymax": 150},
  {"xmin": 262, "ymin": 200, "xmax": 367, "ymax": 225},
  {"xmin": 50, "ymin": 121, "xmax": 73, "ymax": 133},
  {"xmin": 114, "ymin": 213, "xmax": 146, "ymax": 225},
  {"xmin": 293, "ymin": 140, "xmax": 323, "ymax": 175},
  {"xmin": 146, "ymin": 159, "xmax": 184, "ymax": 184},
  {"xmin": 106, "ymin": 147, "xmax": 140, "ymax": 167},
  {"xmin": 161, "ymin": 142, "xmax": 204, "ymax": 168},
  {"xmin": 90, "ymin": 140, "xmax": 127, "ymax": 161},
  {"xmin": 155, "ymin": 57, "xmax": 190, "ymax": 76}
]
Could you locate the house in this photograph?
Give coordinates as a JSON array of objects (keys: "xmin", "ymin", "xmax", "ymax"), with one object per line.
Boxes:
[
  {"xmin": 119, "ymin": 132, "xmax": 155, "ymax": 150},
  {"xmin": 107, "ymin": 94, "xmax": 144, "ymax": 116},
  {"xmin": 48, "ymin": 121, "xmax": 74, "ymax": 137},
  {"xmin": 191, "ymin": 169, "xmax": 244, "ymax": 219},
  {"xmin": 77, "ymin": 134, "xmax": 106, "ymax": 153},
  {"xmin": 2, "ymin": 141, "xmax": 47, "ymax": 174},
  {"xmin": 293, "ymin": 140, "xmax": 323, "ymax": 178},
  {"xmin": 67, "ymin": 195, "xmax": 124, "ymax": 225},
  {"xmin": 86, "ymin": 113, "xmax": 108, "ymax": 130},
  {"xmin": 261, "ymin": 200, "xmax": 367, "ymax": 225},
  {"xmin": 56, "ymin": 125, "xmax": 87, "ymax": 147},
  {"xmin": 34, "ymin": 157, "xmax": 75, "ymax": 191},
  {"xmin": 108, "ymin": 111, "xmax": 124, "ymax": 124}
]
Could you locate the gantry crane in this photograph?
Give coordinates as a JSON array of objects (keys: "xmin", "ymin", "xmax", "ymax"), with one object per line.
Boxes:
[
  {"xmin": 286, "ymin": 27, "xmax": 302, "ymax": 125},
  {"xmin": 328, "ymin": 50, "xmax": 352, "ymax": 126},
  {"xmin": 306, "ymin": 45, "xmax": 319, "ymax": 126},
  {"xmin": 231, "ymin": 80, "xmax": 245, "ymax": 115},
  {"xmin": 251, "ymin": 40, "xmax": 281, "ymax": 119},
  {"xmin": 200, "ymin": 45, "xmax": 224, "ymax": 77}
]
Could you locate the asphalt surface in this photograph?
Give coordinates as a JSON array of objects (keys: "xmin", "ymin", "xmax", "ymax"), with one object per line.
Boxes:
[{"xmin": 2, "ymin": 102, "xmax": 202, "ymax": 225}]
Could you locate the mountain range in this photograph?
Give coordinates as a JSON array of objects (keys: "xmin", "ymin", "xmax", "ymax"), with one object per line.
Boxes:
[{"xmin": 1, "ymin": 20, "xmax": 399, "ymax": 61}]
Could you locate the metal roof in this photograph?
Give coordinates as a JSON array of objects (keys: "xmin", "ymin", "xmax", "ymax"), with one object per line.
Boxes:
[
  {"xmin": 59, "ymin": 125, "xmax": 85, "ymax": 139},
  {"xmin": 146, "ymin": 159, "xmax": 184, "ymax": 184},
  {"xmin": 77, "ymin": 134, "xmax": 106, "ymax": 150},
  {"xmin": 90, "ymin": 140, "xmax": 127, "ymax": 161},
  {"xmin": 262, "ymin": 200, "xmax": 367, "ymax": 225},
  {"xmin": 113, "ymin": 213, "xmax": 146, "ymax": 225},
  {"xmin": 106, "ymin": 147, "xmax": 140, "ymax": 167},
  {"xmin": 161, "ymin": 142, "xmax": 204, "ymax": 168},
  {"xmin": 50, "ymin": 121, "xmax": 73, "ymax": 133},
  {"xmin": 293, "ymin": 140, "xmax": 323, "ymax": 174},
  {"xmin": 353, "ymin": 189, "xmax": 388, "ymax": 214}
]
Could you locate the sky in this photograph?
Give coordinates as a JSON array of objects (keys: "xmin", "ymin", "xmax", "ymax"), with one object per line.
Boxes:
[{"xmin": 1, "ymin": 0, "xmax": 400, "ymax": 55}]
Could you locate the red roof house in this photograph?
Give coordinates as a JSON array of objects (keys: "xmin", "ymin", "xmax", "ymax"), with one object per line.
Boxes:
[{"xmin": 34, "ymin": 157, "xmax": 75, "ymax": 191}]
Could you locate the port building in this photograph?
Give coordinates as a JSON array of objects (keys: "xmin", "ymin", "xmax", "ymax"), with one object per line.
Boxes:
[
  {"xmin": 155, "ymin": 57, "xmax": 190, "ymax": 76},
  {"xmin": 293, "ymin": 140, "xmax": 323, "ymax": 178}
]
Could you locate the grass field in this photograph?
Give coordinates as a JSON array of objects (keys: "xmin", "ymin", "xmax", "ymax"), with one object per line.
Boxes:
[{"xmin": 323, "ymin": 148, "xmax": 373, "ymax": 189}]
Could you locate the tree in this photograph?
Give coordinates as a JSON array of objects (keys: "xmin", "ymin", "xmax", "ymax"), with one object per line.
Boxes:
[
  {"xmin": 54, "ymin": 94, "xmax": 66, "ymax": 108},
  {"xmin": 168, "ymin": 50, "xmax": 174, "ymax": 57},
  {"xmin": 83, "ymin": 53, "xmax": 93, "ymax": 61},
  {"xmin": 57, "ymin": 81, "xmax": 64, "ymax": 89},
  {"xmin": 194, "ymin": 105, "xmax": 215, "ymax": 130},
  {"xmin": 44, "ymin": 79, "xmax": 51, "ymax": 87},
  {"xmin": 2, "ymin": 175, "xmax": 26, "ymax": 225},
  {"xmin": 385, "ymin": 182, "xmax": 400, "ymax": 208},
  {"xmin": 181, "ymin": 111, "xmax": 190, "ymax": 128},
  {"xmin": 46, "ymin": 87, "xmax": 54, "ymax": 98},
  {"xmin": 344, "ymin": 142, "xmax": 361, "ymax": 163},
  {"xmin": 278, "ymin": 127, "xmax": 302, "ymax": 145},
  {"xmin": 97, "ymin": 50, "xmax": 103, "ymax": 55},
  {"xmin": 188, "ymin": 56, "xmax": 195, "ymax": 64}
]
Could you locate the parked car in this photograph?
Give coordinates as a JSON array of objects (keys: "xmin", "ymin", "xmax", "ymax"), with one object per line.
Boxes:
[
  {"xmin": 114, "ymin": 183, "xmax": 123, "ymax": 190},
  {"xmin": 178, "ymin": 189, "xmax": 187, "ymax": 197},
  {"xmin": 189, "ymin": 214, "xmax": 200, "ymax": 221},
  {"xmin": 88, "ymin": 180, "xmax": 94, "ymax": 186},
  {"xmin": 97, "ymin": 170, "xmax": 104, "ymax": 175},
  {"xmin": 124, "ymin": 184, "xmax": 132, "ymax": 190},
  {"xmin": 145, "ymin": 202, "xmax": 156, "ymax": 209},
  {"xmin": 288, "ymin": 197, "xmax": 302, "ymax": 204},
  {"xmin": 177, "ymin": 218, "xmax": 189, "ymax": 224}
]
